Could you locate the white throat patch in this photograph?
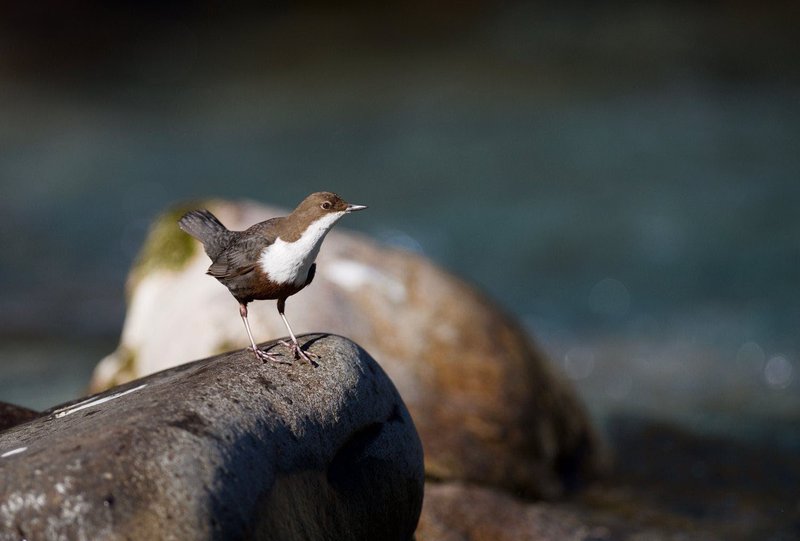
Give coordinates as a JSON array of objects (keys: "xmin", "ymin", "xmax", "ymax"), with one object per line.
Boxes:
[{"xmin": 259, "ymin": 211, "xmax": 345, "ymax": 286}]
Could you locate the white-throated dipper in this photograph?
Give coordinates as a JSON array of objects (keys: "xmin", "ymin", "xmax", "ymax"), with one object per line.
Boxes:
[{"xmin": 178, "ymin": 192, "xmax": 366, "ymax": 363}]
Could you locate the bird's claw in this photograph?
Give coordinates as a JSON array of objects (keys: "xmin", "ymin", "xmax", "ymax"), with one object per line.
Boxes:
[
  {"xmin": 278, "ymin": 339, "xmax": 318, "ymax": 364},
  {"xmin": 251, "ymin": 346, "xmax": 287, "ymax": 364}
]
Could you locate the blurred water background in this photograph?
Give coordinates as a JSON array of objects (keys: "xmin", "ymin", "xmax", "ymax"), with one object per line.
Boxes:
[{"xmin": 1, "ymin": 1, "xmax": 798, "ymax": 457}]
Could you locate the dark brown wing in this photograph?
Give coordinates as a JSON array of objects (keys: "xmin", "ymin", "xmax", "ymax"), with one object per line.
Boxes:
[
  {"xmin": 207, "ymin": 219, "xmax": 280, "ymax": 279},
  {"xmin": 178, "ymin": 209, "xmax": 233, "ymax": 261}
]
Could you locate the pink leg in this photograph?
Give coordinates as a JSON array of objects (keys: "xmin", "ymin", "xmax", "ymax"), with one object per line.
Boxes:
[
  {"xmin": 240, "ymin": 303, "xmax": 281, "ymax": 363},
  {"xmin": 277, "ymin": 298, "xmax": 318, "ymax": 363}
]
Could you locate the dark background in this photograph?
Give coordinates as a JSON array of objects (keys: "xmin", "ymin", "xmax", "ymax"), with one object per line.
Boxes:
[{"xmin": 0, "ymin": 0, "xmax": 798, "ymax": 482}]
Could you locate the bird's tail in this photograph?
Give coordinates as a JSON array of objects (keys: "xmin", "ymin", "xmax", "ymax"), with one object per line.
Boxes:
[{"xmin": 178, "ymin": 209, "xmax": 233, "ymax": 261}]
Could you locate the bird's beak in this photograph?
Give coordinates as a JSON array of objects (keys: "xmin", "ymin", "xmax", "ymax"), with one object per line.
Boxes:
[{"xmin": 346, "ymin": 203, "xmax": 368, "ymax": 213}]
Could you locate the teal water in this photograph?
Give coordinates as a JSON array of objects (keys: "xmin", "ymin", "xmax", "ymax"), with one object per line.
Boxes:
[{"xmin": 0, "ymin": 4, "xmax": 798, "ymax": 450}]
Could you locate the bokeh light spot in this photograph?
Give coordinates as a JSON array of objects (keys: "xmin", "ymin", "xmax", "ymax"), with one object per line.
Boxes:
[
  {"xmin": 764, "ymin": 355, "xmax": 793, "ymax": 389},
  {"xmin": 589, "ymin": 277, "xmax": 631, "ymax": 317},
  {"xmin": 564, "ymin": 347, "xmax": 596, "ymax": 380}
]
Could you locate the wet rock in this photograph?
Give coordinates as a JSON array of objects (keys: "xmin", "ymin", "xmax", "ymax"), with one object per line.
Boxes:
[
  {"xmin": 416, "ymin": 414, "xmax": 800, "ymax": 541},
  {"xmin": 91, "ymin": 200, "xmax": 603, "ymax": 498},
  {"xmin": 417, "ymin": 481, "xmax": 713, "ymax": 541},
  {"xmin": 0, "ymin": 334, "xmax": 424, "ymax": 540},
  {"xmin": 418, "ymin": 482, "xmax": 578, "ymax": 541},
  {"xmin": 0, "ymin": 403, "xmax": 39, "ymax": 433}
]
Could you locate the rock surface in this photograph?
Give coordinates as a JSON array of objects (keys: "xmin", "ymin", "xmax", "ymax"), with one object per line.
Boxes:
[
  {"xmin": 0, "ymin": 334, "xmax": 424, "ymax": 541},
  {"xmin": 417, "ymin": 482, "xmax": 592, "ymax": 541},
  {"xmin": 417, "ymin": 482, "xmax": 710, "ymax": 541},
  {"xmin": 418, "ymin": 416, "xmax": 800, "ymax": 541},
  {"xmin": 0, "ymin": 402, "xmax": 39, "ymax": 432},
  {"xmin": 91, "ymin": 199, "xmax": 603, "ymax": 498}
]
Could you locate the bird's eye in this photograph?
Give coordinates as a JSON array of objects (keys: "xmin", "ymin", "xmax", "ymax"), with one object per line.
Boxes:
[{"xmin": 321, "ymin": 201, "xmax": 332, "ymax": 210}]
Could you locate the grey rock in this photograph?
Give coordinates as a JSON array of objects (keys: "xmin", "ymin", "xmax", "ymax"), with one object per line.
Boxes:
[
  {"xmin": 0, "ymin": 334, "xmax": 424, "ymax": 541},
  {"xmin": 92, "ymin": 199, "xmax": 604, "ymax": 499}
]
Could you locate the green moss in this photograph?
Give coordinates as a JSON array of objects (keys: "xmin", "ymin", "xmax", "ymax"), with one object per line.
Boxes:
[
  {"xmin": 116, "ymin": 346, "xmax": 138, "ymax": 382},
  {"xmin": 128, "ymin": 201, "xmax": 211, "ymax": 294},
  {"xmin": 213, "ymin": 340, "xmax": 240, "ymax": 356},
  {"xmin": 95, "ymin": 346, "xmax": 138, "ymax": 391}
]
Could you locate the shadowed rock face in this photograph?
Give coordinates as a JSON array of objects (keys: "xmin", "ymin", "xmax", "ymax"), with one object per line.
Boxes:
[
  {"xmin": 0, "ymin": 403, "xmax": 39, "ymax": 432},
  {"xmin": 0, "ymin": 334, "xmax": 424, "ymax": 541},
  {"xmin": 92, "ymin": 200, "xmax": 603, "ymax": 499}
]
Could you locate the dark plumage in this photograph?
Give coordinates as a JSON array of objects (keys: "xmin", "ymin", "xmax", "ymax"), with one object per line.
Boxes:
[{"xmin": 177, "ymin": 209, "xmax": 233, "ymax": 261}]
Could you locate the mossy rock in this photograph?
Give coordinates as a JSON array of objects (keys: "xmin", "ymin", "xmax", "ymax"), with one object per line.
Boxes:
[{"xmin": 127, "ymin": 201, "xmax": 212, "ymax": 295}]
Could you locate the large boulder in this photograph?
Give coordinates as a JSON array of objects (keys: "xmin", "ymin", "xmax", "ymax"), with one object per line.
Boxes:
[
  {"xmin": 0, "ymin": 334, "xmax": 424, "ymax": 540},
  {"xmin": 92, "ymin": 199, "xmax": 603, "ymax": 498}
]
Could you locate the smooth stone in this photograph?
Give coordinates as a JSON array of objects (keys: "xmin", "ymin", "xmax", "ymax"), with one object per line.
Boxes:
[
  {"xmin": 0, "ymin": 334, "xmax": 424, "ymax": 540},
  {"xmin": 417, "ymin": 482, "xmax": 591, "ymax": 541},
  {"xmin": 91, "ymin": 199, "xmax": 604, "ymax": 498},
  {"xmin": 418, "ymin": 414, "xmax": 800, "ymax": 540},
  {"xmin": 416, "ymin": 482, "xmax": 668, "ymax": 541}
]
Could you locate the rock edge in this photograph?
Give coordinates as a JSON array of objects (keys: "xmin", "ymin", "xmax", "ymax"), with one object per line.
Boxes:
[{"xmin": 0, "ymin": 334, "xmax": 424, "ymax": 541}]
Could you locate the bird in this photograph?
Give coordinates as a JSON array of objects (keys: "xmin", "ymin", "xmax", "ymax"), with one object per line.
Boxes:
[{"xmin": 178, "ymin": 192, "xmax": 367, "ymax": 363}]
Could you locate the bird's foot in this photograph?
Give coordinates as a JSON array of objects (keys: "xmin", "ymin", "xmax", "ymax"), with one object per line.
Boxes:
[
  {"xmin": 278, "ymin": 339, "xmax": 319, "ymax": 365},
  {"xmin": 251, "ymin": 346, "xmax": 288, "ymax": 364}
]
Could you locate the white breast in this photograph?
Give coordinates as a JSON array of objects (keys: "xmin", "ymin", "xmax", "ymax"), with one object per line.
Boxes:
[{"xmin": 259, "ymin": 211, "xmax": 345, "ymax": 286}]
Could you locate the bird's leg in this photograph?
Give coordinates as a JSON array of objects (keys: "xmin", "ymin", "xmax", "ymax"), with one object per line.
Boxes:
[
  {"xmin": 240, "ymin": 303, "xmax": 280, "ymax": 363},
  {"xmin": 277, "ymin": 298, "xmax": 317, "ymax": 363}
]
